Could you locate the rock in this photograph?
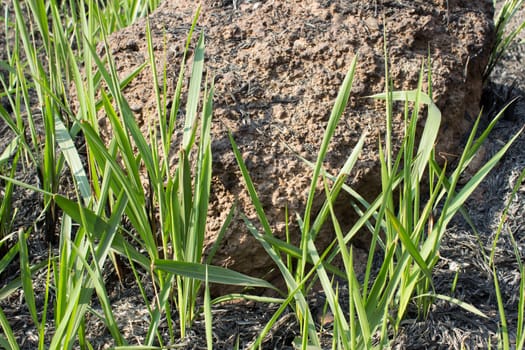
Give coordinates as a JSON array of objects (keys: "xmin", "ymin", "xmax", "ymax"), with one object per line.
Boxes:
[{"xmin": 93, "ymin": 0, "xmax": 495, "ymax": 293}]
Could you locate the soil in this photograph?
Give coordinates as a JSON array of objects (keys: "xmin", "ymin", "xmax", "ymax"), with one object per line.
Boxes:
[
  {"xmin": 0, "ymin": 0, "xmax": 524, "ymax": 349},
  {"xmin": 91, "ymin": 0, "xmax": 495, "ymax": 294}
]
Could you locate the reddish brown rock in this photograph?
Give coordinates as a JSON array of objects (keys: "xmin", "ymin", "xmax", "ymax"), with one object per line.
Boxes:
[{"xmin": 94, "ymin": 0, "xmax": 495, "ymax": 292}]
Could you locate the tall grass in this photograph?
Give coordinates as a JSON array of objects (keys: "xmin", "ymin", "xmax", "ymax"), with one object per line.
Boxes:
[
  {"xmin": 229, "ymin": 56, "xmax": 521, "ymax": 348},
  {"xmin": 0, "ymin": 0, "xmax": 159, "ymax": 348},
  {"xmin": 80, "ymin": 9, "xmax": 271, "ymax": 342},
  {"xmin": 2, "ymin": 0, "xmax": 271, "ymax": 347},
  {"xmin": 489, "ymin": 166, "xmax": 525, "ymax": 349},
  {"xmin": 485, "ymin": 0, "xmax": 525, "ymax": 80},
  {"xmin": 0, "ymin": 0, "xmax": 524, "ymax": 349}
]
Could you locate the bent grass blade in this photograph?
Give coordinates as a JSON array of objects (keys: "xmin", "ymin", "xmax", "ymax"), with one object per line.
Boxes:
[{"xmin": 153, "ymin": 260, "xmax": 276, "ymax": 290}]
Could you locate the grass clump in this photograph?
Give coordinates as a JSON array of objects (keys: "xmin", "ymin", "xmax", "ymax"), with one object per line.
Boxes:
[
  {"xmin": 485, "ymin": 0, "xmax": 525, "ymax": 80},
  {"xmin": 0, "ymin": 0, "xmax": 524, "ymax": 349},
  {"xmin": 230, "ymin": 54, "xmax": 522, "ymax": 348}
]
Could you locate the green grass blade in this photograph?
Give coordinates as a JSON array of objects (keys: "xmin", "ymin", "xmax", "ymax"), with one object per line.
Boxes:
[
  {"xmin": 325, "ymin": 179, "xmax": 370, "ymax": 347},
  {"xmin": 309, "ymin": 132, "xmax": 367, "ymax": 240},
  {"xmin": 50, "ymin": 192, "xmax": 127, "ymax": 350},
  {"xmin": 167, "ymin": 6, "xmax": 201, "ymax": 138},
  {"xmin": 0, "ymin": 138, "xmax": 18, "ymax": 166},
  {"xmin": 348, "ymin": 250, "xmax": 371, "ymax": 349},
  {"xmin": 302, "ymin": 54, "xmax": 358, "ymax": 238},
  {"xmin": 70, "ymin": 241, "xmax": 126, "ymax": 346},
  {"xmin": 84, "ymin": 39, "xmax": 152, "ymax": 186},
  {"xmin": 144, "ymin": 274, "xmax": 175, "ymax": 346},
  {"xmin": 182, "ymin": 30, "xmax": 205, "ymax": 151},
  {"xmin": 436, "ymin": 126, "xmax": 524, "ymax": 237},
  {"xmin": 416, "ymin": 293, "xmax": 488, "ymax": 319},
  {"xmin": 305, "ymin": 229, "xmax": 351, "ymax": 345},
  {"xmin": 153, "ymin": 260, "xmax": 276, "ymax": 290},
  {"xmin": 493, "ymin": 264, "xmax": 510, "ymax": 349},
  {"xmin": 247, "ymin": 275, "xmax": 312, "ymax": 350},
  {"xmin": 55, "ymin": 118, "xmax": 91, "ymax": 203},
  {"xmin": 0, "ymin": 241, "xmax": 19, "ymax": 277},
  {"xmin": 518, "ymin": 268, "xmax": 525, "ymax": 350},
  {"xmin": 0, "ymin": 260, "xmax": 48, "ymax": 301},
  {"xmin": 371, "ymin": 89, "xmax": 441, "ymax": 181},
  {"xmin": 484, "ymin": 0, "xmax": 525, "ymax": 79},
  {"xmin": 241, "ymin": 215, "xmax": 320, "ymax": 346},
  {"xmin": 80, "ymin": 121, "xmax": 157, "ymax": 256},
  {"xmin": 228, "ymin": 132, "xmax": 273, "ymax": 235},
  {"xmin": 0, "ymin": 337, "xmax": 13, "ymax": 350},
  {"xmin": 57, "ymin": 191, "xmax": 148, "ymax": 269},
  {"xmin": 0, "ymin": 307, "xmax": 19, "ymax": 350},
  {"xmin": 18, "ymin": 228, "xmax": 39, "ymax": 328},
  {"xmin": 186, "ymin": 80, "xmax": 214, "ymax": 266},
  {"xmin": 38, "ymin": 253, "xmax": 52, "ymax": 350},
  {"xmin": 384, "ymin": 209, "xmax": 432, "ymax": 281},
  {"xmin": 54, "ymin": 213, "xmax": 72, "ymax": 325},
  {"xmin": 204, "ymin": 265, "xmax": 213, "ymax": 350},
  {"xmin": 0, "ymin": 308, "xmax": 20, "ymax": 350},
  {"xmin": 54, "ymin": 195, "xmax": 109, "ymax": 234}
]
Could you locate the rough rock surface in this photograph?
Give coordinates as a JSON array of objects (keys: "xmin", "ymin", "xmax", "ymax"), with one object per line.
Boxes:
[{"xmin": 96, "ymin": 0, "xmax": 495, "ymax": 291}]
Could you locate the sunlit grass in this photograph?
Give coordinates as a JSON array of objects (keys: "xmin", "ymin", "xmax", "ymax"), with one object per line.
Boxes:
[
  {"xmin": 0, "ymin": 0, "xmax": 524, "ymax": 349},
  {"xmin": 485, "ymin": 0, "xmax": 525, "ymax": 80}
]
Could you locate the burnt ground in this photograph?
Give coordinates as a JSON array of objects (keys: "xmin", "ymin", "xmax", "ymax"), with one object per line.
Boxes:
[{"xmin": 1, "ymin": 1, "xmax": 525, "ymax": 349}]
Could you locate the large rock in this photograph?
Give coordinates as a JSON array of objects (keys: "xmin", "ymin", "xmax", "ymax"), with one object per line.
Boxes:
[{"xmin": 97, "ymin": 0, "xmax": 494, "ymax": 292}]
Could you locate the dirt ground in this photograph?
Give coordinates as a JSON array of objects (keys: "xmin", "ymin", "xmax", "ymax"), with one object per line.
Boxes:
[
  {"xmin": 95, "ymin": 0, "xmax": 495, "ymax": 292},
  {"xmin": 1, "ymin": 0, "xmax": 524, "ymax": 349}
]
